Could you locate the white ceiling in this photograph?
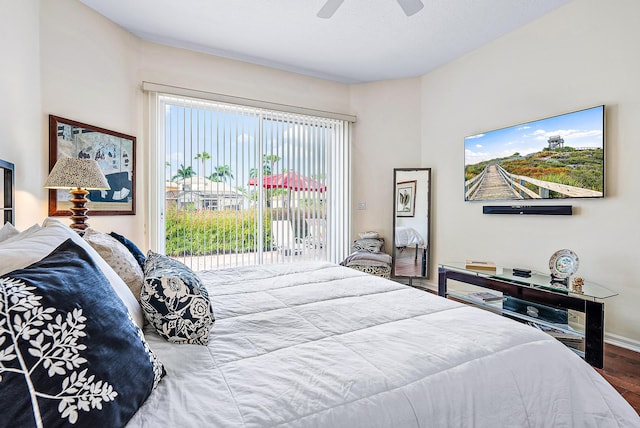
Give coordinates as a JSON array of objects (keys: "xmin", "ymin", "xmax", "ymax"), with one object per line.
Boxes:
[{"xmin": 79, "ymin": 0, "xmax": 570, "ymax": 84}]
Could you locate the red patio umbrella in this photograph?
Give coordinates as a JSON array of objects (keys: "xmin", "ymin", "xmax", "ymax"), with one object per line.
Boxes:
[
  {"xmin": 248, "ymin": 171, "xmax": 326, "ymax": 218},
  {"xmin": 247, "ymin": 171, "xmax": 326, "ymax": 192}
]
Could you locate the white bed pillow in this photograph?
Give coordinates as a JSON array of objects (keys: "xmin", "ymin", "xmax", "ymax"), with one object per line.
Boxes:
[
  {"xmin": 0, "ymin": 218, "xmax": 144, "ymax": 328},
  {"xmin": 0, "ymin": 223, "xmax": 41, "ymax": 245},
  {"xmin": 0, "ymin": 222, "xmax": 19, "ymax": 241},
  {"xmin": 83, "ymin": 228, "xmax": 144, "ymax": 301}
]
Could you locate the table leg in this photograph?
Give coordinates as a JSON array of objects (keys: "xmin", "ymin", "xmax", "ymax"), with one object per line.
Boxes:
[{"xmin": 585, "ymin": 300, "xmax": 604, "ymax": 369}]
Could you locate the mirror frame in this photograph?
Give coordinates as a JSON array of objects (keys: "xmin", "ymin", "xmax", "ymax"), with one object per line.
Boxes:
[{"xmin": 392, "ymin": 168, "xmax": 432, "ymax": 280}]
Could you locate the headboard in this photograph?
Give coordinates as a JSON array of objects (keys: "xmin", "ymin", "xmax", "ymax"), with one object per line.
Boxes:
[{"xmin": 0, "ymin": 159, "xmax": 15, "ymax": 225}]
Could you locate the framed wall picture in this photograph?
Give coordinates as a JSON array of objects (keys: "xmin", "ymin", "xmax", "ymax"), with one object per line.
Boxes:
[
  {"xmin": 396, "ymin": 180, "xmax": 416, "ymax": 217},
  {"xmin": 48, "ymin": 115, "xmax": 136, "ymax": 216}
]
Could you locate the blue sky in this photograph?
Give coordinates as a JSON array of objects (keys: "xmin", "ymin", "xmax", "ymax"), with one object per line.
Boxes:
[
  {"xmin": 464, "ymin": 106, "xmax": 604, "ymax": 166},
  {"xmin": 163, "ymin": 103, "xmax": 328, "ymax": 188}
]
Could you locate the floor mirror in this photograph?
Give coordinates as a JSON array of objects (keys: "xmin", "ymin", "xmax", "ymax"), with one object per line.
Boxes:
[{"xmin": 392, "ymin": 168, "xmax": 431, "ymax": 281}]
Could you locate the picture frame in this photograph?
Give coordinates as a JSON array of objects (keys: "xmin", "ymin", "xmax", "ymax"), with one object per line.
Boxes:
[
  {"xmin": 48, "ymin": 115, "xmax": 136, "ymax": 216},
  {"xmin": 396, "ymin": 180, "xmax": 416, "ymax": 217}
]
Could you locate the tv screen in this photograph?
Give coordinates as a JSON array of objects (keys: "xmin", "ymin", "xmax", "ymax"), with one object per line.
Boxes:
[{"xmin": 464, "ymin": 105, "xmax": 604, "ymax": 201}]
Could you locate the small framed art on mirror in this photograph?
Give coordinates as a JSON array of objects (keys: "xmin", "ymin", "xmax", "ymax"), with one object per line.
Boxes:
[{"xmin": 396, "ymin": 180, "xmax": 417, "ymax": 217}]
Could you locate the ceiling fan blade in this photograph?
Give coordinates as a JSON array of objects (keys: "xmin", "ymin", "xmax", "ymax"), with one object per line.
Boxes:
[
  {"xmin": 317, "ymin": 0, "xmax": 344, "ymax": 19},
  {"xmin": 397, "ymin": 0, "xmax": 424, "ymax": 16}
]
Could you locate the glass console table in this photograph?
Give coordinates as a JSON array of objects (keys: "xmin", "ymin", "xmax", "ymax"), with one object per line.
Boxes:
[{"xmin": 438, "ymin": 262, "xmax": 617, "ymax": 368}]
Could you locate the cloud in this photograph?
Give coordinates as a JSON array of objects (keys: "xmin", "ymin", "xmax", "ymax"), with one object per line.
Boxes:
[
  {"xmin": 475, "ymin": 144, "xmax": 483, "ymax": 148},
  {"xmin": 528, "ymin": 128, "xmax": 603, "ymax": 147},
  {"xmin": 466, "ymin": 133, "xmax": 485, "ymax": 139}
]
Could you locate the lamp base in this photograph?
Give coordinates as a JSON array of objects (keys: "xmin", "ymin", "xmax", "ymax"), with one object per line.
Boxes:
[{"xmin": 69, "ymin": 188, "xmax": 90, "ymax": 231}]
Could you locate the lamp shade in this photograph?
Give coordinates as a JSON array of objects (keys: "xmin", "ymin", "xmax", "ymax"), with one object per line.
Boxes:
[{"xmin": 44, "ymin": 158, "xmax": 110, "ymax": 190}]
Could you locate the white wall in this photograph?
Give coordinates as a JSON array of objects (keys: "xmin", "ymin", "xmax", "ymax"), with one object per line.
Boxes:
[
  {"xmin": 0, "ymin": 0, "xmax": 43, "ymax": 229},
  {"xmin": 349, "ymin": 78, "xmax": 422, "ymax": 247},
  {"xmin": 420, "ymin": 0, "xmax": 640, "ymax": 346},
  {"xmin": 39, "ymin": 0, "xmax": 142, "ymax": 239}
]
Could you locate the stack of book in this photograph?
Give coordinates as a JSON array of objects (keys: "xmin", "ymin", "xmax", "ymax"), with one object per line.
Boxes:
[
  {"xmin": 528, "ymin": 322, "xmax": 584, "ymax": 351},
  {"xmin": 468, "ymin": 291, "xmax": 504, "ymax": 302},
  {"xmin": 465, "ymin": 260, "xmax": 497, "ymax": 272}
]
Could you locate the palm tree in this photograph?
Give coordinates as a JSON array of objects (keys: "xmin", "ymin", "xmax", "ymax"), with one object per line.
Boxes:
[
  {"xmin": 194, "ymin": 151, "xmax": 211, "ymax": 175},
  {"xmin": 250, "ymin": 154, "xmax": 281, "ymax": 178},
  {"xmin": 248, "ymin": 154, "xmax": 282, "ymax": 208},
  {"xmin": 171, "ymin": 164, "xmax": 195, "ymax": 181},
  {"xmin": 207, "ymin": 165, "xmax": 234, "ymax": 183}
]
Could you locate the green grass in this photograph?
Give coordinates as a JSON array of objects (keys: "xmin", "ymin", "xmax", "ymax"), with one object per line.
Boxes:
[
  {"xmin": 165, "ymin": 208, "xmax": 267, "ymax": 256},
  {"xmin": 164, "ymin": 207, "xmax": 321, "ymax": 256}
]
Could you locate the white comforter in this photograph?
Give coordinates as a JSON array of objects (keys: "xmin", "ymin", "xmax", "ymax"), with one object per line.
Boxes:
[{"xmin": 129, "ymin": 262, "xmax": 639, "ymax": 427}]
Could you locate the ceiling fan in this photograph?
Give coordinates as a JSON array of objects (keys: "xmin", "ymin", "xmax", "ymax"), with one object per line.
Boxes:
[{"xmin": 317, "ymin": 0, "xmax": 424, "ymax": 19}]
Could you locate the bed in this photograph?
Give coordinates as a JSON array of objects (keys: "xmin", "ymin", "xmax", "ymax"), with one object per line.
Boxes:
[
  {"xmin": 394, "ymin": 226, "xmax": 425, "ymax": 249},
  {"xmin": 127, "ymin": 261, "xmax": 638, "ymax": 427},
  {"xmin": 0, "ymin": 159, "xmax": 638, "ymax": 427}
]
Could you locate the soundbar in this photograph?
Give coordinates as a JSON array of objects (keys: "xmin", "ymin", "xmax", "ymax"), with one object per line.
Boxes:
[{"xmin": 483, "ymin": 205, "xmax": 573, "ymax": 215}]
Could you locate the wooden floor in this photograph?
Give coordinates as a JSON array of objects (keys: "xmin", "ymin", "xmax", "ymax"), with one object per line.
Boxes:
[
  {"xmin": 393, "ymin": 246, "xmax": 425, "ymax": 277},
  {"xmin": 598, "ymin": 343, "xmax": 640, "ymax": 414}
]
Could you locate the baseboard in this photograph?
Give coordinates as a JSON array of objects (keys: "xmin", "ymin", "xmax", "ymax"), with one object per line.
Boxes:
[{"xmin": 605, "ymin": 332, "xmax": 640, "ymax": 353}]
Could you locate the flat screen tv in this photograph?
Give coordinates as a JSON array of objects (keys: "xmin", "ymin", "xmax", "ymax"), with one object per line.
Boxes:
[{"xmin": 464, "ymin": 105, "xmax": 604, "ymax": 201}]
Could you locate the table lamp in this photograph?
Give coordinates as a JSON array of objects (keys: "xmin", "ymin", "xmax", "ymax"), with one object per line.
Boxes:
[{"xmin": 44, "ymin": 158, "xmax": 110, "ymax": 230}]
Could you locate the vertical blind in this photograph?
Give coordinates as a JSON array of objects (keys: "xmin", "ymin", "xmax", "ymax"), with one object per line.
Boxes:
[{"xmin": 147, "ymin": 89, "xmax": 352, "ymax": 270}]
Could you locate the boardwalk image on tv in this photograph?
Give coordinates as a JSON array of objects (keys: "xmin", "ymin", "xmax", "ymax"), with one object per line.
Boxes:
[{"xmin": 464, "ymin": 106, "xmax": 604, "ymax": 201}]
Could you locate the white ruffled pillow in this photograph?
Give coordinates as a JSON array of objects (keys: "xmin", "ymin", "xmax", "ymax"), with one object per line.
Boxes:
[{"xmin": 0, "ymin": 218, "xmax": 144, "ymax": 328}]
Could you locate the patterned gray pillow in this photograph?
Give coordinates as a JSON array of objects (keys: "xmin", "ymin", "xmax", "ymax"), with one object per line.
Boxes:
[
  {"xmin": 83, "ymin": 228, "xmax": 144, "ymax": 301},
  {"xmin": 141, "ymin": 251, "xmax": 215, "ymax": 345}
]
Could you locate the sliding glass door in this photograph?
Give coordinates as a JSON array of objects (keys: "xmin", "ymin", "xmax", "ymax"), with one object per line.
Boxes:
[{"xmin": 149, "ymin": 93, "xmax": 350, "ymax": 270}]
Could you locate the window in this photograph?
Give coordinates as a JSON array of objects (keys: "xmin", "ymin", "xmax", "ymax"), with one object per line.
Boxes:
[{"xmin": 146, "ymin": 87, "xmax": 352, "ymax": 270}]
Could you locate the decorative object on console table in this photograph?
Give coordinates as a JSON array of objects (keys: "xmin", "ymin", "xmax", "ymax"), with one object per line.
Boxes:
[
  {"xmin": 44, "ymin": 158, "xmax": 110, "ymax": 230},
  {"xmin": 48, "ymin": 115, "xmax": 136, "ymax": 216},
  {"xmin": 572, "ymin": 277, "xmax": 585, "ymax": 293},
  {"xmin": 464, "ymin": 259, "xmax": 497, "ymax": 272},
  {"xmin": 512, "ymin": 267, "xmax": 532, "ymax": 278},
  {"xmin": 548, "ymin": 249, "xmax": 579, "ymax": 287}
]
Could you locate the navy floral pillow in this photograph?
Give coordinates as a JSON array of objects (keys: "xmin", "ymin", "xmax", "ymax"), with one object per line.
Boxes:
[
  {"xmin": 141, "ymin": 251, "xmax": 215, "ymax": 345},
  {"xmin": 0, "ymin": 239, "xmax": 164, "ymax": 428}
]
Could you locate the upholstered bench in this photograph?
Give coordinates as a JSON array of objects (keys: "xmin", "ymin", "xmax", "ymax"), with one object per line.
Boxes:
[{"xmin": 347, "ymin": 263, "xmax": 391, "ymax": 279}]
